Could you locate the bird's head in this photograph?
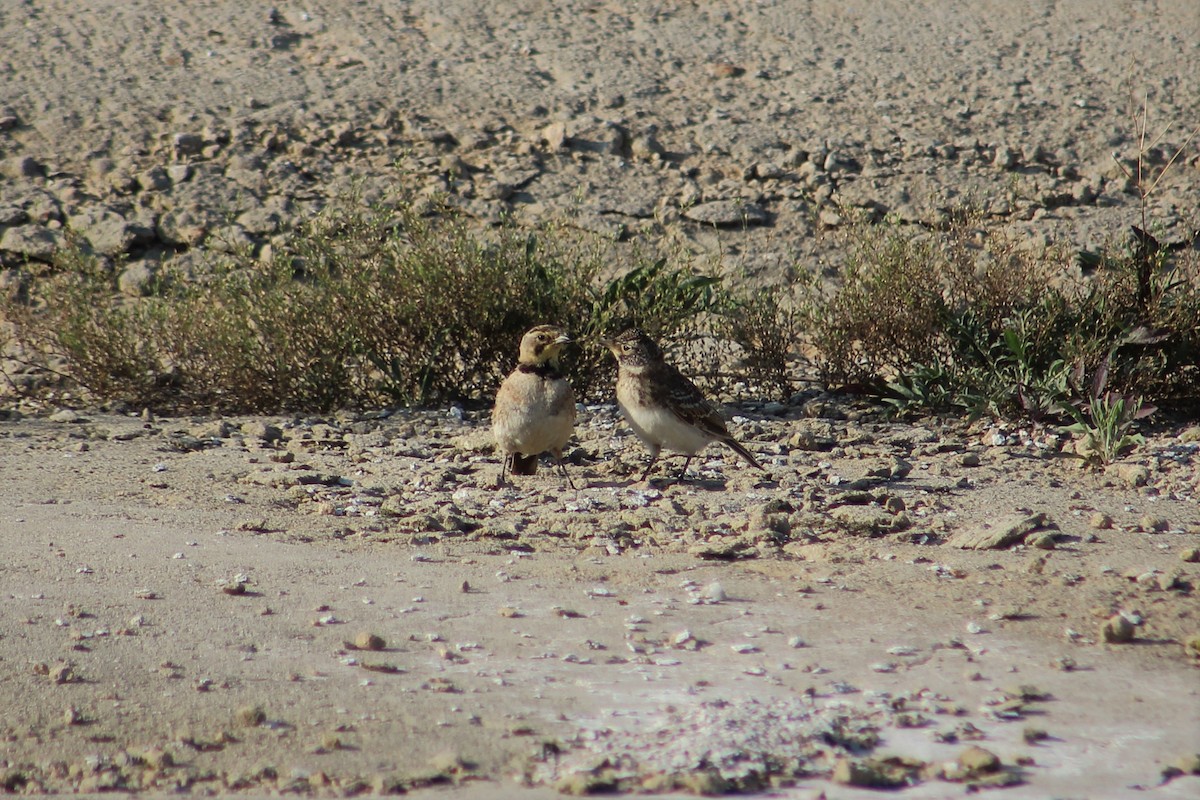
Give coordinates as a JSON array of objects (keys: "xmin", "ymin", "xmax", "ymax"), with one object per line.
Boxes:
[
  {"xmin": 600, "ymin": 328, "xmax": 661, "ymax": 368},
  {"xmin": 518, "ymin": 324, "xmax": 572, "ymax": 366}
]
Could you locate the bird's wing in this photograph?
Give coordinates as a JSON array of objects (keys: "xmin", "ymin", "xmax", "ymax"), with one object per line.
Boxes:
[{"xmin": 651, "ymin": 363, "xmax": 731, "ymax": 439}]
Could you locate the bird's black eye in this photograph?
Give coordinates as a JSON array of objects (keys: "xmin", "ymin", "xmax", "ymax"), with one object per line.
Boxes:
[{"xmin": 622, "ymin": 344, "xmax": 632, "ymax": 352}]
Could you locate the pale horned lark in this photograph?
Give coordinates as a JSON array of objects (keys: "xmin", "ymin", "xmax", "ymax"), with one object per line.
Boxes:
[
  {"xmin": 492, "ymin": 324, "xmax": 578, "ymax": 488},
  {"xmin": 603, "ymin": 328, "xmax": 766, "ymax": 481}
]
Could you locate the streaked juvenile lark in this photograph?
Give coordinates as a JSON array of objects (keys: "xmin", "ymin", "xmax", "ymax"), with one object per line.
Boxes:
[
  {"xmin": 492, "ymin": 324, "xmax": 578, "ymax": 488},
  {"xmin": 603, "ymin": 328, "xmax": 766, "ymax": 481}
]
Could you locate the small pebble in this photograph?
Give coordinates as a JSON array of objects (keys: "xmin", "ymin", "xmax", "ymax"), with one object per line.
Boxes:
[
  {"xmin": 1100, "ymin": 614, "xmax": 1135, "ymax": 644},
  {"xmin": 235, "ymin": 705, "xmax": 266, "ymax": 727},
  {"xmin": 354, "ymin": 632, "xmax": 386, "ymax": 651},
  {"xmin": 1138, "ymin": 515, "xmax": 1169, "ymax": 532}
]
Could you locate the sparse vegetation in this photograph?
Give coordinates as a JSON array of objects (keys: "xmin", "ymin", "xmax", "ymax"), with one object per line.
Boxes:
[
  {"xmin": 2, "ymin": 181, "xmax": 1196, "ymax": 448},
  {"xmin": 1060, "ymin": 354, "xmax": 1157, "ymax": 465},
  {"xmin": 801, "ymin": 208, "xmax": 1198, "ymax": 433},
  {"xmin": 0, "ymin": 197, "xmax": 753, "ymax": 412}
]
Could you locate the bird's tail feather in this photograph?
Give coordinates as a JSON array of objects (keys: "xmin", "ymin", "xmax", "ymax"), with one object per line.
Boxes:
[{"xmin": 723, "ymin": 438, "xmax": 766, "ymax": 472}]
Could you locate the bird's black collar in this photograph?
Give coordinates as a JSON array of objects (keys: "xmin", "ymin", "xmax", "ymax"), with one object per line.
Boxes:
[{"xmin": 517, "ymin": 362, "xmax": 562, "ymax": 379}]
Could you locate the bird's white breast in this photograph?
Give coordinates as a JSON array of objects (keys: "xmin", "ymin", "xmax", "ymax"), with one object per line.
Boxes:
[{"xmin": 617, "ymin": 387, "xmax": 713, "ymax": 455}]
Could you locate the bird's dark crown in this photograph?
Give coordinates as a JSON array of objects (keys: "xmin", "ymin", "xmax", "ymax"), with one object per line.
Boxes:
[{"xmin": 605, "ymin": 328, "xmax": 663, "ymax": 367}]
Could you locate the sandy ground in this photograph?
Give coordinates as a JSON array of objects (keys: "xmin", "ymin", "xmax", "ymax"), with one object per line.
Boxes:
[
  {"xmin": 1, "ymin": 1, "xmax": 1199, "ymax": 797},
  {"xmin": 1, "ymin": 406, "xmax": 1198, "ymax": 797}
]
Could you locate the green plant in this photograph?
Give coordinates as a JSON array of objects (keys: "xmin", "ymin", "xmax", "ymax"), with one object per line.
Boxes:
[
  {"xmin": 881, "ymin": 363, "xmax": 957, "ymax": 418},
  {"xmin": 1, "ymin": 195, "xmax": 756, "ymax": 412},
  {"xmin": 714, "ymin": 283, "xmax": 805, "ymax": 399},
  {"xmin": 801, "ymin": 197, "xmax": 1200, "ymax": 420},
  {"xmin": 1110, "ymin": 97, "xmax": 1200, "ymax": 307},
  {"xmin": 1059, "ymin": 354, "xmax": 1156, "ymax": 465}
]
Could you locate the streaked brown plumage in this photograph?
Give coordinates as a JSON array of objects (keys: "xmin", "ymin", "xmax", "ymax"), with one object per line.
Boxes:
[
  {"xmin": 492, "ymin": 324, "xmax": 577, "ymax": 488},
  {"xmin": 603, "ymin": 328, "xmax": 766, "ymax": 481}
]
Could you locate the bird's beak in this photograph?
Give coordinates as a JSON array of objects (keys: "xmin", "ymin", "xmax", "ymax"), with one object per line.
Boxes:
[{"xmin": 554, "ymin": 333, "xmax": 572, "ymax": 345}]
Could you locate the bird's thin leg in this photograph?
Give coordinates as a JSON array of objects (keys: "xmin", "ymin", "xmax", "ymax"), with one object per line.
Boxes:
[
  {"xmin": 676, "ymin": 456, "xmax": 692, "ymax": 481},
  {"xmin": 498, "ymin": 454, "xmax": 510, "ymax": 487},
  {"xmin": 554, "ymin": 453, "xmax": 578, "ymax": 490},
  {"xmin": 639, "ymin": 453, "xmax": 660, "ymax": 482}
]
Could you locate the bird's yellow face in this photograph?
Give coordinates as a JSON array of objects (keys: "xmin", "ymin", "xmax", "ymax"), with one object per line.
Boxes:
[{"xmin": 519, "ymin": 325, "xmax": 571, "ymax": 365}]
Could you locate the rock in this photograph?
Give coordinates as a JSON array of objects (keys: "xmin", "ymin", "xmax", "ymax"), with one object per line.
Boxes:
[
  {"xmin": 1156, "ymin": 571, "xmax": 1183, "ymax": 592},
  {"xmin": 0, "ymin": 205, "xmax": 27, "ymax": 227},
  {"xmin": 682, "ymin": 200, "xmax": 769, "ymax": 227},
  {"xmin": 241, "ymin": 421, "xmax": 283, "ymax": 442},
  {"xmin": 832, "ymin": 757, "xmax": 920, "ymax": 788},
  {"xmin": 206, "ymin": 223, "xmax": 255, "ymax": 254},
  {"xmin": 750, "ymin": 161, "xmax": 786, "ymax": 179},
  {"xmin": 0, "ymin": 224, "xmax": 61, "ymax": 261},
  {"xmin": 156, "ymin": 207, "xmax": 209, "ymax": 246},
  {"xmin": 1029, "ymin": 532, "xmax": 1057, "ymax": 550},
  {"xmin": 428, "ymin": 750, "xmax": 469, "ymax": 776},
  {"xmin": 1138, "ymin": 515, "xmax": 1169, "ymax": 533},
  {"xmin": 218, "ymin": 576, "xmax": 248, "ymax": 595},
  {"xmin": 704, "ymin": 582, "xmax": 727, "ymax": 602},
  {"xmin": 1, "ymin": 155, "xmax": 45, "ymax": 179},
  {"xmin": 1108, "ymin": 463, "xmax": 1149, "ymax": 487},
  {"xmin": 1181, "ymin": 548, "xmax": 1200, "ymax": 563},
  {"xmin": 1185, "ymin": 636, "xmax": 1200, "ymax": 659},
  {"xmin": 564, "ymin": 118, "xmax": 625, "ymax": 155},
  {"xmin": 354, "ymin": 632, "xmax": 386, "ymax": 651},
  {"xmin": 1170, "ymin": 753, "xmax": 1200, "ymax": 775},
  {"xmin": 1100, "ymin": 614, "xmax": 1135, "ymax": 644},
  {"xmin": 166, "ymin": 163, "xmax": 192, "ymax": 183},
  {"xmin": 117, "ymin": 262, "xmax": 159, "ymax": 297},
  {"xmin": 0, "ymin": 267, "xmax": 29, "ymax": 303},
  {"xmin": 1023, "ymin": 727, "xmax": 1050, "ymax": 744},
  {"xmin": 69, "ymin": 206, "xmax": 141, "ymax": 256},
  {"xmin": 137, "ymin": 166, "xmax": 171, "ymax": 192},
  {"xmin": 788, "ymin": 421, "xmax": 838, "ymax": 450},
  {"xmin": 235, "ymin": 705, "xmax": 267, "ymax": 727},
  {"xmin": 1089, "ymin": 512, "xmax": 1113, "ymax": 530},
  {"xmin": 542, "ymin": 121, "xmax": 568, "ymax": 151},
  {"xmin": 172, "ymin": 132, "xmax": 204, "ymax": 158},
  {"xmin": 949, "ymin": 512, "xmax": 1049, "ymax": 549},
  {"xmin": 831, "ymin": 505, "xmax": 903, "ymax": 537},
  {"xmin": 372, "ymin": 774, "xmax": 407, "ymax": 794},
  {"xmin": 630, "ymin": 130, "xmax": 665, "ymax": 160},
  {"xmin": 50, "ymin": 662, "xmax": 76, "ymax": 684},
  {"xmin": 957, "ymin": 745, "xmax": 1001, "ymax": 773},
  {"xmin": 236, "ymin": 201, "xmax": 287, "ymax": 235}
]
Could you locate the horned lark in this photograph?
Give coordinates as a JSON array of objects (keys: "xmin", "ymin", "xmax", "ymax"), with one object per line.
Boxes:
[
  {"xmin": 492, "ymin": 324, "xmax": 578, "ymax": 488},
  {"xmin": 603, "ymin": 328, "xmax": 766, "ymax": 481}
]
